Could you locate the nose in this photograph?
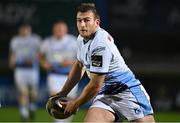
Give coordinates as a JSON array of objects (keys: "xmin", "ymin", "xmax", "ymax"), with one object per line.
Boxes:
[{"xmin": 79, "ymin": 20, "xmax": 85, "ymax": 27}]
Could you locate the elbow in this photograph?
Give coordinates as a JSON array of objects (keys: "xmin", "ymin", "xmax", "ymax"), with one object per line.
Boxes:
[
  {"xmin": 94, "ymin": 87, "xmax": 100, "ymax": 95},
  {"xmin": 92, "ymin": 84, "xmax": 102, "ymax": 95}
]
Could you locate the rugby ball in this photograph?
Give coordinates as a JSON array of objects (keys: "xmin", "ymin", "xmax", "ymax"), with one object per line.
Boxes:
[{"xmin": 46, "ymin": 95, "xmax": 72, "ymax": 119}]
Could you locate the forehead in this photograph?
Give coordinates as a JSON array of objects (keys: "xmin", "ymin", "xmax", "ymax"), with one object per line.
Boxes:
[
  {"xmin": 19, "ymin": 27, "xmax": 31, "ymax": 32},
  {"xmin": 77, "ymin": 11, "xmax": 95, "ymax": 19},
  {"xmin": 20, "ymin": 26, "xmax": 30, "ymax": 29},
  {"xmin": 54, "ymin": 23, "xmax": 65, "ymax": 29}
]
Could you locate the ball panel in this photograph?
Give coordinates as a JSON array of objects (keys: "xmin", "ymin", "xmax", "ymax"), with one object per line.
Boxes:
[{"xmin": 46, "ymin": 96, "xmax": 72, "ymax": 119}]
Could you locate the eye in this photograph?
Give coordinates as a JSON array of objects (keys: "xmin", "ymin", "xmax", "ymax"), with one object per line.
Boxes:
[
  {"xmin": 77, "ymin": 19, "xmax": 81, "ymax": 23},
  {"xmin": 84, "ymin": 19, "xmax": 91, "ymax": 22}
]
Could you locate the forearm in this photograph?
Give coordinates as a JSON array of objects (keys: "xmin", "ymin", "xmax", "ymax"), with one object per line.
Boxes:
[
  {"xmin": 75, "ymin": 80, "xmax": 100, "ymax": 107},
  {"xmin": 75, "ymin": 73, "xmax": 105, "ymax": 107},
  {"xmin": 58, "ymin": 60, "xmax": 84, "ymax": 96}
]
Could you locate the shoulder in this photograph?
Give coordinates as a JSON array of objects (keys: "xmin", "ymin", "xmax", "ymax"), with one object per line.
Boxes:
[
  {"xmin": 42, "ymin": 36, "xmax": 53, "ymax": 46},
  {"xmin": 10, "ymin": 35, "xmax": 20, "ymax": 45},
  {"xmin": 95, "ymin": 28, "xmax": 114, "ymax": 43},
  {"xmin": 30, "ymin": 34, "xmax": 42, "ymax": 44},
  {"xmin": 31, "ymin": 33, "xmax": 41, "ymax": 39},
  {"xmin": 66, "ymin": 34, "xmax": 77, "ymax": 40},
  {"xmin": 77, "ymin": 35, "xmax": 83, "ymax": 41},
  {"xmin": 64, "ymin": 34, "xmax": 77, "ymax": 44},
  {"xmin": 76, "ymin": 35, "xmax": 83, "ymax": 45},
  {"xmin": 11, "ymin": 35, "xmax": 19, "ymax": 41},
  {"xmin": 43, "ymin": 36, "xmax": 53, "ymax": 42},
  {"xmin": 91, "ymin": 28, "xmax": 114, "ymax": 48}
]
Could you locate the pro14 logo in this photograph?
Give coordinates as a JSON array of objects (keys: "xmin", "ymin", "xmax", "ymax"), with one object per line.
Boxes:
[{"xmin": 134, "ymin": 108, "xmax": 141, "ymax": 114}]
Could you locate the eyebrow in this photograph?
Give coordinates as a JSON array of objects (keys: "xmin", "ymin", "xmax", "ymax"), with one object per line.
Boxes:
[{"xmin": 76, "ymin": 17, "xmax": 92, "ymax": 20}]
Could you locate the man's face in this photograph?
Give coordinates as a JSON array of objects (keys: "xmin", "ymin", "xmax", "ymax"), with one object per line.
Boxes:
[
  {"xmin": 53, "ymin": 23, "xmax": 67, "ymax": 39},
  {"xmin": 19, "ymin": 26, "xmax": 32, "ymax": 37},
  {"xmin": 77, "ymin": 11, "xmax": 99, "ymax": 39}
]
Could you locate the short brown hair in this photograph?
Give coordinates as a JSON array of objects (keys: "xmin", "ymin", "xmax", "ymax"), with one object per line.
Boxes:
[{"xmin": 77, "ymin": 3, "xmax": 100, "ymax": 20}]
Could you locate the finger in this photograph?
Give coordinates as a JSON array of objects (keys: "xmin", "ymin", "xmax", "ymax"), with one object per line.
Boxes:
[
  {"xmin": 60, "ymin": 101, "xmax": 67, "ymax": 108},
  {"xmin": 64, "ymin": 107, "xmax": 69, "ymax": 114}
]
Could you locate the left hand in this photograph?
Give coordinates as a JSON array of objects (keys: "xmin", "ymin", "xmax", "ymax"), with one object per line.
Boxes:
[{"xmin": 60, "ymin": 99, "xmax": 79, "ymax": 114}]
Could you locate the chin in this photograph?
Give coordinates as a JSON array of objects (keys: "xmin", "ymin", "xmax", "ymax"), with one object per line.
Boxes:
[{"xmin": 80, "ymin": 34, "xmax": 89, "ymax": 38}]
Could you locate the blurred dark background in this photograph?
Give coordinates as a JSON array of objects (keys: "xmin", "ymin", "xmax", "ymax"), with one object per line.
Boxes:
[{"xmin": 0, "ymin": 0, "xmax": 180, "ymax": 112}]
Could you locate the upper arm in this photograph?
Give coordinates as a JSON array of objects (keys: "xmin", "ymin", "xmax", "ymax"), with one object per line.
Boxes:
[
  {"xmin": 73, "ymin": 60, "xmax": 85, "ymax": 77},
  {"xmin": 9, "ymin": 39, "xmax": 15, "ymax": 61},
  {"xmin": 8, "ymin": 48, "xmax": 16, "ymax": 67},
  {"xmin": 89, "ymin": 72, "xmax": 106, "ymax": 90},
  {"xmin": 9, "ymin": 50, "xmax": 15, "ymax": 61},
  {"xmin": 90, "ymin": 43, "xmax": 112, "ymax": 74}
]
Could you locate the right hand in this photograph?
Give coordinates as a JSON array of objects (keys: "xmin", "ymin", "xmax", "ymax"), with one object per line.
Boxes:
[{"xmin": 50, "ymin": 91, "xmax": 67, "ymax": 99}]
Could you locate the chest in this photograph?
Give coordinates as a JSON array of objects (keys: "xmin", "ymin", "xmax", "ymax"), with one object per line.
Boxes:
[
  {"xmin": 79, "ymin": 42, "xmax": 92, "ymax": 68},
  {"xmin": 48, "ymin": 41, "xmax": 70, "ymax": 53},
  {"xmin": 15, "ymin": 39, "xmax": 37, "ymax": 52}
]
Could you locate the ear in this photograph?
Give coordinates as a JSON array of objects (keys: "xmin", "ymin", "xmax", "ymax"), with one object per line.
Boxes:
[{"xmin": 95, "ymin": 19, "xmax": 100, "ymax": 26}]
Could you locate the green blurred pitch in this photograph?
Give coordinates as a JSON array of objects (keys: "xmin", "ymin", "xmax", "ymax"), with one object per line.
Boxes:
[
  {"xmin": 0, "ymin": 106, "xmax": 86, "ymax": 122},
  {"xmin": 0, "ymin": 107, "xmax": 180, "ymax": 122}
]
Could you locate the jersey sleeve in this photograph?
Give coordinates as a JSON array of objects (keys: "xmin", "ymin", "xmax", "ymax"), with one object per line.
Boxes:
[
  {"xmin": 76, "ymin": 35, "xmax": 82, "ymax": 61},
  {"xmin": 89, "ymin": 42, "xmax": 112, "ymax": 74}
]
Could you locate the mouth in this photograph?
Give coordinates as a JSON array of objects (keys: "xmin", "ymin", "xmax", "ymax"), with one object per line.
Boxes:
[{"xmin": 80, "ymin": 29, "xmax": 87, "ymax": 33}]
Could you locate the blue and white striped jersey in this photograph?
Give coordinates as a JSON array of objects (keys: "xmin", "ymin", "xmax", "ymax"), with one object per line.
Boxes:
[
  {"xmin": 10, "ymin": 34, "xmax": 41, "ymax": 68},
  {"xmin": 40, "ymin": 34, "xmax": 78, "ymax": 74},
  {"xmin": 77, "ymin": 27, "xmax": 141, "ymax": 94}
]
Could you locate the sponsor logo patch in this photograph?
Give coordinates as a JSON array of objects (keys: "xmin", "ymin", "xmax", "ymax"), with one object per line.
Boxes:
[{"xmin": 91, "ymin": 55, "xmax": 102, "ymax": 67}]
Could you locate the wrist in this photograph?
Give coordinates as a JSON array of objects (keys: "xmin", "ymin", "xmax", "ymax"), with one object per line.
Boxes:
[
  {"xmin": 74, "ymin": 98, "xmax": 82, "ymax": 108},
  {"xmin": 56, "ymin": 91, "xmax": 67, "ymax": 97}
]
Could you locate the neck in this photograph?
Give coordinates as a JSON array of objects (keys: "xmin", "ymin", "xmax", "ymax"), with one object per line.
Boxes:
[
  {"xmin": 84, "ymin": 27, "xmax": 99, "ymax": 40},
  {"xmin": 55, "ymin": 36, "xmax": 63, "ymax": 40}
]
